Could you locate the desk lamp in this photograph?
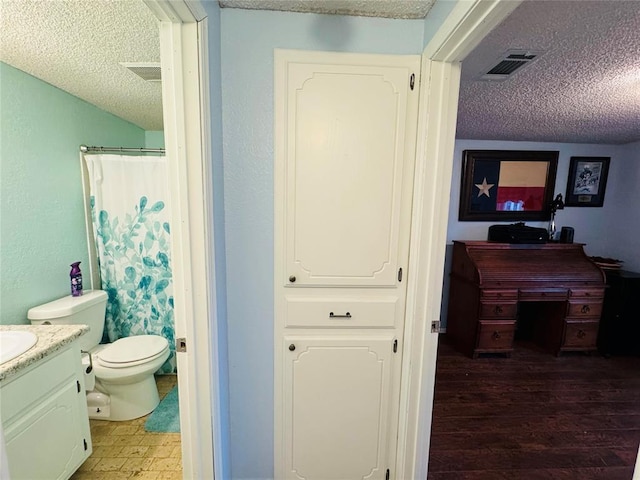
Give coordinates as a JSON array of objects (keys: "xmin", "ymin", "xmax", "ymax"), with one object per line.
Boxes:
[{"xmin": 548, "ymin": 193, "xmax": 565, "ymax": 240}]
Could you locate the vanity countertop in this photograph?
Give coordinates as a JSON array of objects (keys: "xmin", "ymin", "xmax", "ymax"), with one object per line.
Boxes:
[{"xmin": 0, "ymin": 324, "xmax": 88, "ymax": 383}]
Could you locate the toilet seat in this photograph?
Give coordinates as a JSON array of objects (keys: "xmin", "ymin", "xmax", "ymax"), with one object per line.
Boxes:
[{"xmin": 96, "ymin": 335, "xmax": 169, "ymax": 369}]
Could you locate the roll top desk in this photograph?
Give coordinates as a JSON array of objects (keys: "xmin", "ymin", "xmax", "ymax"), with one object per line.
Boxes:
[{"xmin": 447, "ymin": 241, "xmax": 605, "ymax": 358}]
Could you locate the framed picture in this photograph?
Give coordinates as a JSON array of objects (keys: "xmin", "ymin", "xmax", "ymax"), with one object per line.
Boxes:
[
  {"xmin": 459, "ymin": 150, "xmax": 559, "ymax": 221},
  {"xmin": 564, "ymin": 157, "xmax": 610, "ymax": 207}
]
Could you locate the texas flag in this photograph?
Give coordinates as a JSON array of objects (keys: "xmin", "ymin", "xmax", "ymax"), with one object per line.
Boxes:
[{"xmin": 470, "ymin": 160, "xmax": 549, "ymax": 212}]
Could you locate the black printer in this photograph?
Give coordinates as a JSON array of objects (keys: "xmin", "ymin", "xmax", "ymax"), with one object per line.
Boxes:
[{"xmin": 488, "ymin": 222, "xmax": 548, "ymax": 244}]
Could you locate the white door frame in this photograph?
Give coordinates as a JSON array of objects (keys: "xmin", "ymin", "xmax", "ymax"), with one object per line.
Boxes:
[
  {"xmin": 144, "ymin": 1, "xmax": 218, "ymax": 479},
  {"xmin": 143, "ymin": 1, "xmax": 521, "ymax": 479},
  {"xmin": 398, "ymin": 1, "xmax": 521, "ymax": 478}
]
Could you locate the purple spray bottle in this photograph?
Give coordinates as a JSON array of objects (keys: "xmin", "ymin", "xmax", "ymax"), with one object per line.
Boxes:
[{"xmin": 70, "ymin": 261, "xmax": 83, "ymax": 297}]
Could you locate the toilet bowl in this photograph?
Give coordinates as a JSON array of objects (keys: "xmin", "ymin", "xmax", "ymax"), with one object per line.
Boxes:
[
  {"xmin": 27, "ymin": 290, "xmax": 171, "ymax": 421},
  {"xmin": 89, "ymin": 335, "xmax": 170, "ymax": 421}
]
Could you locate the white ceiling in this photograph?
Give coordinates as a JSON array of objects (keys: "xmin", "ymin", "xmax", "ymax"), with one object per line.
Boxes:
[
  {"xmin": 0, "ymin": 0, "xmax": 162, "ymax": 130},
  {"xmin": 458, "ymin": 0, "xmax": 640, "ymax": 145},
  {"xmin": 220, "ymin": 0, "xmax": 436, "ymax": 19},
  {"xmin": 1, "ymin": 0, "xmax": 638, "ymax": 144}
]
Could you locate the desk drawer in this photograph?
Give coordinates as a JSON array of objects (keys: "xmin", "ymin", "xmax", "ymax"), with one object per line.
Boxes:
[
  {"xmin": 481, "ymin": 289, "xmax": 518, "ymax": 300},
  {"xmin": 518, "ymin": 289, "xmax": 568, "ymax": 301},
  {"xmin": 563, "ymin": 320, "xmax": 599, "ymax": 348},
  {"xmin": 569, "ymin": 288, "xmax": 604, "ymax": 300},
  {"xmin": 477, "ymin": 321, "xmax": 515, "ymax": 351},
  {"xmin": 479, "ymin": 301, "xmax": 517, "ymax": 319},
  {"xmin": 567, "ymin": 301, "xmax": 603, "ymax": 318}
]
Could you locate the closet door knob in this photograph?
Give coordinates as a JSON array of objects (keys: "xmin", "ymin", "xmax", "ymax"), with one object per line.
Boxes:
[{"xmin": 289, "ymin": 275, "xmax": 296, "ymax": 283}]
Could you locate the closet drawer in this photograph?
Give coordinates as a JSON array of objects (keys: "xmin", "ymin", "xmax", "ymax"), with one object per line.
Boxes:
[{"xmin": 285, "ymin": 297, "xmax": 399, "ymax": 328}]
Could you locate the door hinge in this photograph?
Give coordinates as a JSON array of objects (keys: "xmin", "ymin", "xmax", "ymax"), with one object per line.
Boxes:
[
  {"xmin": 432, "ymin": 320, "xmax": 442, "ymax": 333},
  {"xmin": 77, "ymin": 380, "xmax": 81, "ymax": 393},
  {"xmin": 410, "ymin": 73, "xmax": 415, "ymax": 90},
  {"xmin": 83, "ymin": 439, "xmax": 88, "ymax": 451},
  {"xmin": 393, "ymin": 339, "xmax": 398, "ymax": 353},
  {"xmin": 176, "ymin": 337, "xmax": 187, "ymax": 353},
  {"xmin": 386, "ymin": 468, "xmax": 390, "ymax": 480},
  {"xmin": 398, "ymin": 268, "xmax": 403, "ymax": 282}
]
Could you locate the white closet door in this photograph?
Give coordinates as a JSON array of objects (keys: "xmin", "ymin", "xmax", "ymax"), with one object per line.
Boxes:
[
  {"xmin": 278, "ymin": 52, "xmax": 419, "ymax": 287},
  {"xmin": 283, "ymin": 336, "xmax": 397, "ymax": 480},
  {"xmin": 275, "ymin": 49, "xmax": 420, "ymax": 480}
]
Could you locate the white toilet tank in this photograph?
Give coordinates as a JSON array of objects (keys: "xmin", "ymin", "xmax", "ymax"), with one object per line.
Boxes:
[{"xmin": 27, "ymin": 290, "xmax": 108, "ymax": 351}]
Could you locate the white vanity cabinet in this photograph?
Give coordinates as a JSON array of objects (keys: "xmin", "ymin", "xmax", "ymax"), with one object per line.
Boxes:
[
  {"xmin": 274, "ymin": 50, "xmax": 420, "ymax": 479},
  {"xmin": 1, "ymin": 340, "xmax": 91, "ymax": 480}
]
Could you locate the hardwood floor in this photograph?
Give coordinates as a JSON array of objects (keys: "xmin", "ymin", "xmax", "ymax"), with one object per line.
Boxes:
[{"xmin": 428, "ymin": 338, "xmax": 640, "ymax": 480}]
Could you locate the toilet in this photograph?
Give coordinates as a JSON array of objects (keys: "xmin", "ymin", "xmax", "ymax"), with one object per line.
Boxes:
[{"xmin": 27, "ymin": 290, "xmax": 170, "ymax": 421}]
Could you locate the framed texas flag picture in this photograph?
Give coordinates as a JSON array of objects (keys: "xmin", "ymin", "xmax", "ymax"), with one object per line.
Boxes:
[{"xmin": 459, "ymin": 150, "xmax": 559, "ymax": 221}]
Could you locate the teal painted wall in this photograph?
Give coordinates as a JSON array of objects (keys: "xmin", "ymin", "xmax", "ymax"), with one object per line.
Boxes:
[
  {"xmin": 144, "ymin": 130, "xmax": 165, "ymax": 148},
  {"xmin": 0, "ymin": 62, "xmax": 145, "ymax": 325}
]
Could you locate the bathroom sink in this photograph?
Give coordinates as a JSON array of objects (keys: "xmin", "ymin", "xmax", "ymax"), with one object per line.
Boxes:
[{"xmin": 0, "ymin": 331, "xmax": 38, "ymax": 365}]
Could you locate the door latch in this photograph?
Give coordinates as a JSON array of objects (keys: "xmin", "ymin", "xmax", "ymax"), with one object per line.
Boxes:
[{"xmin": 176, "ymin": 337, "xmax": 187, "ymax": 353}]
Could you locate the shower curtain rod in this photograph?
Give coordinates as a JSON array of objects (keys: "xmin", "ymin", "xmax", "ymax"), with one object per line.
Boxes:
[{"xmin": 80, "ymin": 145, "xmax": 165, "ymax": 155}]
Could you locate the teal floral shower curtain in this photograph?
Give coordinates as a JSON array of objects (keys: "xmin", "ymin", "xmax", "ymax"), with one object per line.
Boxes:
[{"xmin": 84, "ymin": 154, "xmax": 175, "ymax": 373}]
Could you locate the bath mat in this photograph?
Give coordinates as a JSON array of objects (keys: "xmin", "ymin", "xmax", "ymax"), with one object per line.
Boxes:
[{"xmin": 145, "ymin": 386, "xmax": 180, "ymax": 433}]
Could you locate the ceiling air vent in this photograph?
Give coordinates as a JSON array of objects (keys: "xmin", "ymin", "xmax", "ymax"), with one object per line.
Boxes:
[
  {"xmin": 479, "ymin": 50, "xmax": 543, "ymax": 82},
  {"xmin": 120, "ymin": 62, "xmax": 161, "ymax": 82}
]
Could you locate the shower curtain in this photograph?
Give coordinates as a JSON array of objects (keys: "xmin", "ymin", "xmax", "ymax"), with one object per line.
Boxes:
[{"xmin": 84, "ymin": 154, "xmax": 175, "ymax": 373}]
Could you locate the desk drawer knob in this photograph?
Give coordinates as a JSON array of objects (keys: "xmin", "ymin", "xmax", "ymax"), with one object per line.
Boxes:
[
  {"xmin": 581, "ymin": 305, "xmax": 591, "ymax": 314},
  {"xmin": 492, "ymin": 331, "xmax": 501, "ymax": 340},
  {"xmin": 577, "ymin": 330, "xmax": 586, "ymax": 339},
  {"xmin": 494, "ymin": 305, "xmax": 503, "ymax": 315}
]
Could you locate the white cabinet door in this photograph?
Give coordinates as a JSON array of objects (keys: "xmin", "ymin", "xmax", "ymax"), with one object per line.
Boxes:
[
  {"xmin": 2, "ymin": 344, "xmax": 91, "ymax": 480},
  {"xmin": 5, "ymin": 380, "xmax": 87, "ymax": 480},
  {"xmin": 282, "ymin": 335, "xmax": 398, "ymax": 480},
  {"xmin": 276, "ymin": 50, "xmax": 419, "ymax": 288},
  {"xmin": 275, "ymin": 50, "xmax": 420, "ymax": 480}
]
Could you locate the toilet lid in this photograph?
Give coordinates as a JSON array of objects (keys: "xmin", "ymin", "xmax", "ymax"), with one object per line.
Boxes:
[{"xmin": 98, "ymin": 335, "xmax": 169, "ymax": 366}]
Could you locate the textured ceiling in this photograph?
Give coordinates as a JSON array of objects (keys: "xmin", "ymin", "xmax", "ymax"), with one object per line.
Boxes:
[
  {"xmin": 2, "ymin": 0, "xmax": 638, "ymax": 144},
  {"xmin": 0, "ymin": 0, "xmax": 162, "ymax": 130},
  {"xmin": 457, "ymin": 0, "xmax": 640, "ymax": 145},
  {"xmin": 219, "ymin": 0, "xmax": 436, "ymax": 19}
]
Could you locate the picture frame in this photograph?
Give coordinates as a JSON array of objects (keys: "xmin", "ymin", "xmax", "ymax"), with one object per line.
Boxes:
[
  {"xmin": 459, "ymin": 150, "xmax": 559, "ymax": 221},
  {"xmin": 564, "ymin": 157, "xmax": 610, "ymax": 207}
]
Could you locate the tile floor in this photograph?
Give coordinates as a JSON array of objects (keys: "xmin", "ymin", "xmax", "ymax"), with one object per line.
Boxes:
[{"xmin": 70, "ymin": 375, "xmax": 182, "ymax": 480}]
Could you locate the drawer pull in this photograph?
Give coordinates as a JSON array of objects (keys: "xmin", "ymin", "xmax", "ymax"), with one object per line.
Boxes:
[
  {"xmin": 289, "ymin": 275, "xmax": 296, "ymax": 283},
  {"xmin": 329, "ymin": 312, "xmax": 352, "ymax": 319},
  {"xmin": 494, "ymin": 305, "xmax": 503, "ymax": 315},
  {"xmin": 492, "ymin": 331, "xmax": 501, "ymax": 340},
  {"xmin": 581, "ymin": 305, "xmax": 591, "ymax": 314},
  {"xmin": 289, "ymin": 344, "xmax": 296, "ymax": 351},
  {"xmin": 577, "ymin": 330, "xmax": 586, "ymax": 339}
]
